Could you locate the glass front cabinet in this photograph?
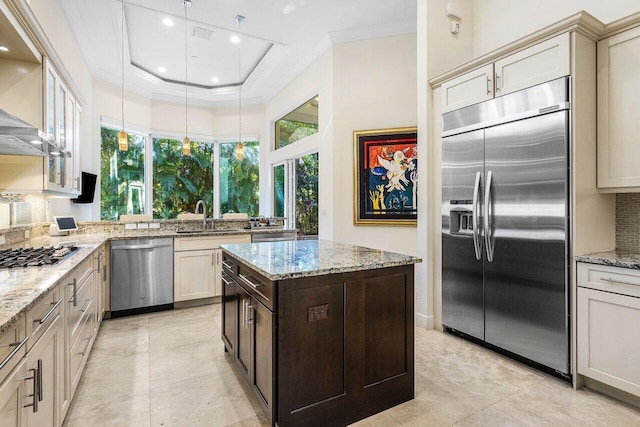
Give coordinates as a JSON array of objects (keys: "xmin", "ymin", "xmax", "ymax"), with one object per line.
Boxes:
[{"xmin": 43, "ymin": 59, "xmax": 81, "ymax": 195}]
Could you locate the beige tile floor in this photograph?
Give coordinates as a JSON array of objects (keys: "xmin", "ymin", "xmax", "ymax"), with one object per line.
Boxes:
[{"xmin": 63, "ymin": 304, "xmax": 640, "ymax": 427}]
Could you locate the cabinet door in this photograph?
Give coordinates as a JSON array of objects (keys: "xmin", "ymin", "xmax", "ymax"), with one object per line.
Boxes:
[
  {"xmin": 597, "ymin": 26, "xmax": 640, "ymax": 190},
  {"xmin": 577, "ymin": 287, "xmax": 640, "ymax": 397},
  {"xmin": 221, "ymin": 272, "xmax": 237, "ymax": 354},
  {"xmin": 236, "ymin": 286, "xmax": 251, "ymax": 380},
  {"xmin": 494, "ymin": 33, "xmax": 570, "ymax": 96},
  {"xmin": 174, "ymin": 250, "xmax": 216, "ymax": 301},
  {"xmin": 441, "ymin": 64, "xmax": 494, "ymax": 112},
  {"xmin": 25, "ymin": 315, "xmax": 63, "ymax": 427},
  {"xmin": 251, "ymin": 299, "xmax": 274, "ymax": 418},
  {"xmin": 0, "ymin": 359, "xmax": 27, "ymax": 427}
]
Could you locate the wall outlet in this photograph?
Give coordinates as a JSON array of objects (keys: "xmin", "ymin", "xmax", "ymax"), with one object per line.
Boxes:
[
  {"xmin": 0, "ymin": 235, "xmax": 5, "ymax": 245},
  {"xmin": 137, "ymin": 222, "xmax": 149, "ymax": 229},
  {"xmin": 125, "ymin": 223, "xmax": 137, "ymax": 230},
  {"xmin": 24, "ymin": 230, "xmax": 30, "ymax": 239},
  {"xmin": 149, "ymin": 222, "xmax": 160, "ymax": 229}
]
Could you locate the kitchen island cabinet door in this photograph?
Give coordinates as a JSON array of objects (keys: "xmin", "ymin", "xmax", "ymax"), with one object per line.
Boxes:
[
  {"xmin": 221, "ymin": 272, "xmax": 237, "ymax": 355},
  {"xmin": 236, "ymin": 286, "xmax": 252, "ymax": 381},
  {"xmin": 251, "ymin": 299, "xmax": 275, "ymax": 420}
]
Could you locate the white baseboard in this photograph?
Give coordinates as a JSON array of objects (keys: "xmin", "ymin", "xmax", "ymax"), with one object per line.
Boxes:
[{"xmin": 416, "ymin": 313, "xmax": 434, "ymax": 330}]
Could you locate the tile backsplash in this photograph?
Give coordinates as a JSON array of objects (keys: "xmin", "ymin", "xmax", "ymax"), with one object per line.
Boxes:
[{"xmin": 616, "ymin": 193, "xmax": 640, "ymax": 251}]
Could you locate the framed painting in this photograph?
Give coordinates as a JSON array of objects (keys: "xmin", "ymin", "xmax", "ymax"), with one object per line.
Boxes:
[{"xmin": 353, "ymin": 127, "xmax": 418, "ymax": 225}]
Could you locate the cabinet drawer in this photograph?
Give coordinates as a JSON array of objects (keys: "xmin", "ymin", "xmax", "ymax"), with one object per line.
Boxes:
[
  {"xmin": 222, "ymin": 254, "xmax": 239, "ymax": 275},
  {"xmin": 0, "ymin": 319, "xmax": 27, "ymax": 381},
  {"xmin": 237, "ymin": 265, "xmax": 276, "ymax": 311},
  {"xmin": 66, "ymin": 272, "xmax": 94, "ymax": 349},
  {"xmin": 174, "ymin": 234, "xmax": 250, "ymax": 251},
  {"xmin": 26, "ymin": 285, "xmax": 62, "ymax": 351},
  {"xmin": 69, "ymin": 307, "xmax": 94, "ymax": 396},
  {"xmin": 577, "ymin": 262, "xmax": 640, "ymax": 298}
]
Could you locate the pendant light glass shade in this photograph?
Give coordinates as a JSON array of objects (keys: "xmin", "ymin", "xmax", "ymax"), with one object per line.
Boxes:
[
  {"xmin": 182, "ymin": 137, "xmax": 191, "ymax": 156},
  {"xmin": 235, "ymin": 142, "xmax": 244, "ymax": 160},
  {"xmin": 118, "ymin": 130, "xmax": 128, "ymax": 151}
]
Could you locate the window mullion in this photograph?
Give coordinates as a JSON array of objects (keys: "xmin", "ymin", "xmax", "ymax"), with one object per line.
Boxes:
[
  {"xmin": 145, "ymin": 133, "xmax": 153, "ymax": 216},
  {"xmin": 213, "ymin": 141, "xmax": 221, "ymax": 219}
]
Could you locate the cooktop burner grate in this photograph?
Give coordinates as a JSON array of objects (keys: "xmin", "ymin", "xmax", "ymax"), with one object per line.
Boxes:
[{"xmin": 0, "ymin": 245, "xmax": 79, "ymax": 269}]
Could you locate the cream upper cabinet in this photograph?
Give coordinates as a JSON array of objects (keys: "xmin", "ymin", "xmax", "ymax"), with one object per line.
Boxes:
[
  {"xmin": 577, "ymin": 262, "xmax": 640, "ymax": 397},
  {"xmin": 597, "ymin": 26, "xmax": 640, "ymax": 191},
  {"xmin": 494, "ymin": 33, "xmax": 570, "ymax": 97},
  {"xmin": 441, "ymin": 64, "xmax": 494, "ymax": 113},
  {"xmin": 441, "ymin": 33, "xmax": 570, "ymax": 113}
]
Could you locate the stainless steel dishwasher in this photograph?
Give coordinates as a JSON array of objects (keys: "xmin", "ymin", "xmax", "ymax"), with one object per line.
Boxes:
[{"xmin": 110, "ymin": 238, "xmax": 174, "ymax": 317}]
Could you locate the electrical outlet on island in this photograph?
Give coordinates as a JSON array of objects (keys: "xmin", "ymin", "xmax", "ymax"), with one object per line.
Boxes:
[{"xmin": 24, "ymin": 230, "xmax": 30, "ymax": 239}]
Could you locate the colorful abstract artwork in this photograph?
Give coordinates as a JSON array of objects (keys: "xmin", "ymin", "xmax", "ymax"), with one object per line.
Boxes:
[{"xmin": 354, "ymin": 127, "xmax": 417, "ymax": 225}]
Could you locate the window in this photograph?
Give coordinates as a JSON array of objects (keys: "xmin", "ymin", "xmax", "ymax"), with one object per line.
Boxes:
[
  {"xmin": 100, "ymin": 126, "xmax": 146, "ymax": 220},
  {"xmin": 274, "ymin": 96, "xmax": 318, "ymax": 149},
  {"xmin": 273, "ymin": 164, "xmax": 285, "ymax": 218},
  {"xmin": 219, "ymin": 141, "xmax": 260, "ymax": 217},
  {"xmin": 152, "ymin": 137, "xmax": 214, "ymax": 219},
  {"xmin": 99, "ymin": 126, "xmax": 259, "ymax": 220}
]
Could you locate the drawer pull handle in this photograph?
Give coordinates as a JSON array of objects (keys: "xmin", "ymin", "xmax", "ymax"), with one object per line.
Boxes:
[
  {"xmin": 0, "ymin": 336, "xmax": 29, "ymax": 371},
  {"xmin": 68, "ymin": 278, "xmax": 78, "ymax": 306},
  {"xmin": 23, "ymin": 362, "xmax": 39, "ymax": 413},
  {"xmin": 77, "ymin": 336, "xmax": 92, "ymax": 356},
  {"xmin": 239, "ymin": 274, "xmax": 264, "ymax": 289},
  {"xmin": 80, "ymin": 298, "xmax": 92, "ymax": 313},
  {"xmin": 220, "ymin": 274, "xmax": 232, "ymax": 286},
  {"xmin": 221, "ymin": 260, "xmax": 232, "ymax": 270},
  {"xmin": 35, "ymin": 299, "xmax": 62, "ymax": 325},
  {"xmin": 601, "ymin": 277, "xmax": 639, "ymax": 287}
]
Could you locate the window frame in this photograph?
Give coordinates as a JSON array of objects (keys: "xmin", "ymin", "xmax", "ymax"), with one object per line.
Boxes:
[{"xmin": 99, "ymin": 121, "xmax": 259, "ymax": 219}]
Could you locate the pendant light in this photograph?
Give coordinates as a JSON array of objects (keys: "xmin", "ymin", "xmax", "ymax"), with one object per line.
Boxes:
[
  {"xmin": 235, "ymin": 15, "xmax": 245, "ymax": 161},
  {"xmin": 182, "ymin": 0, "xmax": 191, "ymax": 156},
  {"xmin": 118, "ymin": 0, "xmax": 128, "ymax": 151}
]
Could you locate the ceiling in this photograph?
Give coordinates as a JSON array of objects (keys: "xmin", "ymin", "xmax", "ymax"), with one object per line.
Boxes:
[{"xmin": 59, "ymin": 0, "xmax": 417, "ymax": 106}]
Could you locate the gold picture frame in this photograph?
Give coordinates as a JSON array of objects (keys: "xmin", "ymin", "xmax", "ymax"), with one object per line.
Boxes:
[{"xmin": 353, "ymin": 127, "xmax": 418, "ymax": 225}]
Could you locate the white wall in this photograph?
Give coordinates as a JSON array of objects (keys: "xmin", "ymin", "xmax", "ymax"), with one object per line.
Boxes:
[
  {"xmin": 332, "ymin": 33, "xmax": 417, "ymax": 256},
  {"xmin": 262, "ymin": 50, "xmax": 333, "ymax": 232},
  {"xmin": 473, "ymin": 0, "xmax": 640, "ymax": 56}
]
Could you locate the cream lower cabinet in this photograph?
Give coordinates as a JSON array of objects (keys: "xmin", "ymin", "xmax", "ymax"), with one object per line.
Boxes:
[
  {"xmin": 0, "ymin": 358, "xmax": 27, "ymax": 427},
  {"xmin": 441, "ymin": 33, "xmax": 570, "ymax": 113},
  {"xmin": 577, "ymin": 262, "xmax": 640, "ymax": 397},
  {"xmin": 174, "ymin": 235, "xmax": 251, "ymax": 302},
  {"xmin": 597, "ymin": 25, "xmax": 640, "ymax": 191}
]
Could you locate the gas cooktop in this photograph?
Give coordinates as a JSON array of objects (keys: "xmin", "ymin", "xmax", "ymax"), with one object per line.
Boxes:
[{"xmin": 0, "ymin": 245, "xmax": 79, "ymax": 269}]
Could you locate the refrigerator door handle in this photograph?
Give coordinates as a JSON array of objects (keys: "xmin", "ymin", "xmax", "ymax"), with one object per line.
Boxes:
[
  {"xmin": 484, "ymin": 170, "xmax": 494, "ymax": 262},
  {"xmin": 472, "ymin": 171, "xmax": 482, "ymax": 260}
]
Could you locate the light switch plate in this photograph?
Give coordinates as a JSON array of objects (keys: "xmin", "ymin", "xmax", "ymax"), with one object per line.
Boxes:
[
  {"xmin": 125, "ymin": 223, "xmax": 137, "ymax": 230},
  {"xmin": 137, "ymin": 223, "xmax": 149, "ymax": 229},
  {"xmin": 149, "ymin": 222, "xmax": 160, "ymax": 229},
  {"xmin": 24, "ymin": 230, "xmax": 30, "ymax": 239}
]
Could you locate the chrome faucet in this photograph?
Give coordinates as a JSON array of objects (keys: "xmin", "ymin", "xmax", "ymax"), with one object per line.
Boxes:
[{"xmin": 195, "ymin": 200, "xmax": 206, "ymax": 230}]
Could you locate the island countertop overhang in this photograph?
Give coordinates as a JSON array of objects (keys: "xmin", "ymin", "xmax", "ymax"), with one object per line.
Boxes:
[{"xmin": 220, "ymin": 239, "xmax": 421, "ymax": 281}]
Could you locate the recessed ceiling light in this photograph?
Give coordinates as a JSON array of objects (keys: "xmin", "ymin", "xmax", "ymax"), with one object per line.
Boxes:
[
  {"xmin": 157, "ymin": 66, "xmax": 167, "ymax": 73},
  {"xmin": 230, "ymin": 35, "xmax": 241, "ymax": 44},
  {"xmin": 0, "ymin": 46, "xmax": 8, "ymax": 52},
  {"xmin": 162, "ymin": 18, "xmax": 174, "ymax": 27},
  {"xmin": 211, "ymin": 77, "xmax": 220, "ymax": 83},
  {"xmin": 30, "ymin": 140, "xmax": 42, "ymax": 145}
]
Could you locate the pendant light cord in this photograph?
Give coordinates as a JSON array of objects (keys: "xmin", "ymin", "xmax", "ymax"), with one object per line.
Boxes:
[
  {"xmin": 237, "ymin": 15, "xmax": 243, "ymax": 148},
  {"xmin": 121, "ymin": 0, "xmax": 125, "ymax": 132},
  {"xmin": 184, "ymin": 2, "xmax": 188, "ymax": 138}
]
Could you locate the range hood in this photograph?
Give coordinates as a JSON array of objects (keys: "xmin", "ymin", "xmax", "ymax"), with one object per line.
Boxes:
[{"xmin": 0, "ymin": 108, "xmax": 61, "ymax": 156}]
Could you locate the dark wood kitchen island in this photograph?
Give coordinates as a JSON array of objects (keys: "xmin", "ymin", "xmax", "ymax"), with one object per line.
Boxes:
[{"xmin": 220, "ymin": 239, "xmax": 420, "ymax": 427}]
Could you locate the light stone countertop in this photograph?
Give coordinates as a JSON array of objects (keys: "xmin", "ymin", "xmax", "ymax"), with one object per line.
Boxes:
[
  {"xmin": 0, "ymin": 228, "xmax": 295, "ymax": 334},
  {"xmin": 220, "ymin": 239, "xmax": 421, "ymax": 281},
  {"xmin": 575, "ymin": 250, "xmax": 640, "ymax": 270}
]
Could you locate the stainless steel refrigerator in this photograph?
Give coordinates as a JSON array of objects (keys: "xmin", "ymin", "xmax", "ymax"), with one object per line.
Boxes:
[{"xmin": 441, "ymin": 77, "xmax": 570, "ymax": 377}]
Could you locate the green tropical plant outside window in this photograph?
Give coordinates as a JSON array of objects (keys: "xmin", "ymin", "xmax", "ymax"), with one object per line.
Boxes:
[
  {"xmin": 100, "ymin": 127, "xmax": 146, "ymax": 220},
  {"xmin": 220, "ymin": 141, "xmax": 260, "ymax": 217},
  {"xmin": 296, "ymin": 153, "xmax": 318, "ymax": 237},
  {"xmin": 152, "ymin": 138, "xmax": 214, "ymax": 219}
]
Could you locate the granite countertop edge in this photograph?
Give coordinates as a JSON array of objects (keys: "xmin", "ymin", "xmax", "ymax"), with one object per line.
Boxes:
[
  {"xmin": 0, "ymin": 228, "xmax": 295, "ymax": 334},
  {"xmin": 575, "ymin": 249, "xmax": 640, "ymax": 270}
]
